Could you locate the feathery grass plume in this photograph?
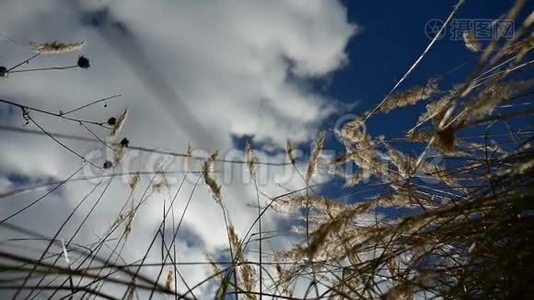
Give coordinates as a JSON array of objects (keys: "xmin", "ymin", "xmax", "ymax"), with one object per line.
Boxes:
[
  {"xmin": 227, "ymin": 224, "xmax": 256, "ymax": 298},
  {"xmin": 434, "ymin": 126, "xmax": 456, "ymax": 154},
  {"xmin": 276, "ymin": 195, "xmax": 344, "ymax": 215},
  {"xmin": 336, "ymin": 117, "xmax": 387, "ymax": 185},
  {"xmin": 112, "ymin": 141, "xmax": 127, "ymax": 163},
  {"xmin": 407, "ymin": 128, "xmax": 433, "ymax": 142},
  {"xmin": 202, "ymin": 151, "xmax": 222, "ymax": 204},
  {"xmin": 205, "ymin": 252, "xmax": 224, "ymax": 280},
  {"xmin": 377, "ymin": 78, "xmax": 439, "ymax": 113},
  {"xmin": 273, "ymin": 261, "xmax": 293, "ymax": 295},
  {"xmin": 275, "ymin": 6, "xmax": 534, "ymax": 296},
  {"xmin": 305, "ymin": 131, "xmax": 325, "ymax": 184},
  {"xmin": 417, "ymin": 93, "xmax": 453, "ymax": 126},
  {"xmin": 286, "ymin": 139, "xmax": 296, "ymax": 165},
  {"xmin": 524, "ymin": 11, "xmax": 534, "ymax": 27},
  {"xmin": 33, "ymin": 41, "xmax": 86, "ymax": 54},
  {"xmin": 152, "ymin": 174, "xmax": 170, "ymax": 193},
  {"xmin": 337, "ymin": 117, "xmax": 369, "ymax": 144},
  {"xmin": 185, "ymin": 143, "xmax": 193, "ymax": 170},
  {"xmin": 227, "ymin": 224, "xmax": 241, "ymax": 261},
  {"xmin": 124, "ymin": 209, "xmax": 135, "ymax": 240},
  {"xmin": 245, "ymin": 142, "xmax": 256, "ymax": 177},
  {"xmin": 164, "ymin": 267, "xmax": 174, "ymax": 291},
  {"xmin": 110, "ymin": 108, "xmax": 128, "ymax": 136},
  {"xmin": 111, "ymin": 212, "xmax": 125, "ymax": 228},
  {"xmin": 125, "ymin": 283, "xmax": 136, "ymax": 300},
  {"xmin": 463, "ymin": 31, "xmax": 481, "ymax": 52},
  {"xmin": 410, "ymin": 128, "xmax": 456, "ymax": 155},
  {"xmin": 344, "ymin": 169, "xmax": 369, "ymax": 186},
  {"xmin": 128, "ymin": 173, "xmax": 140, "ymax": 190},
  {"xmin": 460, "ymin": 79, "xmax": 534, "ymax": 125},
  {"xmin": 240, "ymin": 264, "xmax": 256, "ymax": 299},
  {"xmin": 384, "ymin": 141, "xmax": 411, "ymax": 179},
  {"xmin": 408, "ymin": 127, "xmax": 473, "ymax": 157}
]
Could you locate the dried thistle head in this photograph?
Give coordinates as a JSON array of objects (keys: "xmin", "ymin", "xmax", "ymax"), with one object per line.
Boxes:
[{"xmin": 33, "ymin": 41, "xmax": 86, "ymax": 54}]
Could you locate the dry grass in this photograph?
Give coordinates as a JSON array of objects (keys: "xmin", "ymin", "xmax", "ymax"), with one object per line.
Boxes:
[{"xmin": 0, "ymin": 2, "xmax": 533, "ymax": 299}]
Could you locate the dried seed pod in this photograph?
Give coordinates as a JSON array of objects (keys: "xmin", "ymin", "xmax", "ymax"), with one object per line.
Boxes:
[
  {"xmin": 77, "ymin": 56, "xmax": 90, "ymax": 69},
  {"xmin": 107, "ymin": 117, "xmax": 117, "ymax": 126},
  {"xmin": 120, "ymin": 137, "xmax": 129, "ymax": 147},
  {"xmin": 103, "ymin": 160, "xmax": 113, "ymax": 169}
]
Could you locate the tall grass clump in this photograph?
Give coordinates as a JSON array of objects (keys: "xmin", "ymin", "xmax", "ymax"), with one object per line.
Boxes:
[{"xmin": 273, "ymin": 4, "xmax": 534, "ymax": 299}]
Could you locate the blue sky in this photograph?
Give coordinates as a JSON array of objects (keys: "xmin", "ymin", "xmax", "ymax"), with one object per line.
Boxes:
[
  {"xmin": 333, "ymin": 0, "xmax": 523, "ymax": 107},
  {"xmin": 310, "ymin": 0, "xmax": 531, "ymax": 201},
  {"xmin": 324, "ymin": 0, "xmax": 529, "ymax": 140}
]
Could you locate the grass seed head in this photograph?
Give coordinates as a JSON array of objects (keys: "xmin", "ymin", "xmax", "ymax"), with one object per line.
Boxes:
[
  {"xmin": 245, "ymin": 142, "xmax": 256, "ymax": 177},
  {"xmin": 34, "ymin": 41, "xmax": 86, "ymax": 54},
  {"xmin": 463, "ymin": 31, "xmax": 481, "ymax": 52},
  {"xmin": 203, "ymin": 151, "xmax": 222, "ymax": 204},
  {"xmin": 305, "ymin": 131, "xmax": 325, "ymax": 183}
]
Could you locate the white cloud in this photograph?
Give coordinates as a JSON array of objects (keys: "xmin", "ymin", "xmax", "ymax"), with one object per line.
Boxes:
[{"xmin": 0, "ymin": 0, "xmax": 356, "ymax": 297}]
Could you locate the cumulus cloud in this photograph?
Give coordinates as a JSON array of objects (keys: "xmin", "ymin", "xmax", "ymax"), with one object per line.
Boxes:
[{"xmin": 0, "ymin": 0, "xmax": 356, "ymax": 297}]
